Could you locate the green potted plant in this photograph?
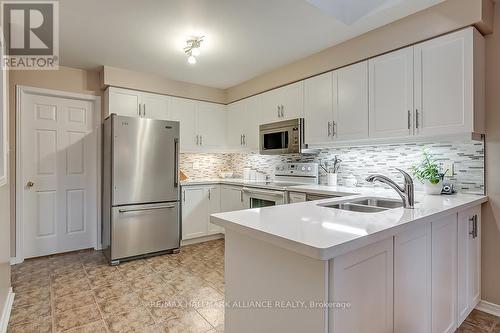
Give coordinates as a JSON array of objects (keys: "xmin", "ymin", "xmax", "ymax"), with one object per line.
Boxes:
[{"xmin": 410, "ymin": 150, "xmax": 447, "ymax": 195}]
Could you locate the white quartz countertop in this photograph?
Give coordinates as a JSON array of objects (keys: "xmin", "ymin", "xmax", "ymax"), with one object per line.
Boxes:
[{"xmin": 211, "ymin": 188, "xmax": 487, "ymax": 260}]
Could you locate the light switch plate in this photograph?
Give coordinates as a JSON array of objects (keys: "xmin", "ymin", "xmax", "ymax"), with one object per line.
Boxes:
[{"xmin": 441, "ymin": 161, "xmax": 454, "ymax": 176}]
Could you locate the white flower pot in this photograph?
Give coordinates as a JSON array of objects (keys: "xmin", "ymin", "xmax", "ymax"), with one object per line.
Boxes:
[{"xmin": 424, "ymin": 179, "xmax": 443, "ymax": 195}]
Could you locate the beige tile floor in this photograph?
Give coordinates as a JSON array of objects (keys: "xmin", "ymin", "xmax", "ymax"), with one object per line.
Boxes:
[
  {"xmin": 8, "ymin": 239, "xmax": 224, "ymax": 332},
  {"xmin": 7, "ymin": 238, "xmax": 499, "ymax": 332}
]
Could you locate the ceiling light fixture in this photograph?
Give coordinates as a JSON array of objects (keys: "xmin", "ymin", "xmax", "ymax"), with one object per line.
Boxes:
[{"xmin": 184, "ymin": 36, "xmax": 204, "ymax": 64}]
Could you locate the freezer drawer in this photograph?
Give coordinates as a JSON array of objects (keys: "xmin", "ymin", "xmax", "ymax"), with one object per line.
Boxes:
[{"xmin": 111, "ymin": 202, "xmax": 180, "ymax": 261}]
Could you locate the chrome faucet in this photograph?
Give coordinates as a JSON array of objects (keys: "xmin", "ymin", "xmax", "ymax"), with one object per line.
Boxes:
[{"xmin": 365, "ymin": 168, "xmax": 415, "ymax": 209}]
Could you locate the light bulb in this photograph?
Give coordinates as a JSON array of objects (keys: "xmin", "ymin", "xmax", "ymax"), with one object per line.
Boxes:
[
  {"xmin": 191, "ymin": 47, "xmax": 201, "ymax": 56},
  {"xmin": 187, "ymin": 55, "xmax": 197, "ymax": 64}
]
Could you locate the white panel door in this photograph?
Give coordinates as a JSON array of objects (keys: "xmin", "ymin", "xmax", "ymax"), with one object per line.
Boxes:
[
  {"xmin": 331, "ymin": 238, "xmax": 393, "ymax": 333},
  {"xmin": 369, "ymin": 47, "xmax": 414, "ymax": 138},
  {"xmin": 181, "ymin": 186, "xmax": 208, "ymax": 240},
  {"xmin": 226, "ymin": 100, "xmax": 246, "ymax": 149},
  {"xmin": 414, "ymin": 29, "xmax": 473, "ymax": 136},
  {"xmin": 220, "ymin": 185, "xmax": 245, "ymax": 212},
  {"xmin": 304, "ymin": 72, "xmax": 333, "ymax": 145},
  {"xmin": 394, "ymin": 222, "xmax": 432, "ymax": 333},
  {"xmin": 333, "ymin": 61, "xmax": 369, "ymax": 141},
  {"xmin": 280, "ymin": 81, "xmax": 304, "ymax": 121},
  {"xmin": 107, "ymin": 87, "xmax": 141, "ymax": 117},
  {"xmin": 457, "ymin": 206, "xmax": 481, "ymax": 323},
  {"xmin": 141, "ymin": 92, "xmax": 169, "ymax": 120},
  {"xmin": 207, "ymin": 185, "xmax": 223, "ymax": 234},
  {"xmin": 169, "ymin": 97, "xmax": 198, "ymax": 151},
  {"xmin": 21, "ymin": 92, "xmax": 97, "ymax": 258},
  {"xmin": 432, "ymin": 214, "xmax": 458, "ymax": 333},
  {"xmin": 197, "ymin": 102, "xmax": 226, "ymax": 149}
]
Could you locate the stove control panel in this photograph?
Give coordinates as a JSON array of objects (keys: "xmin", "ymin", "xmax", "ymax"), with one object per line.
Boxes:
[{"xmin": 274, "ymin": 163, "xmax": 318, "ymax": 177}]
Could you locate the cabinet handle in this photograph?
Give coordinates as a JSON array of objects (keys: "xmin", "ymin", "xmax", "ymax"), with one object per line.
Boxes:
[
  {"xmin": 208, "ymin": 188, "xmax": 211, "ymax": 200},
  {"xmin": 327, "ymin": 121, "xmax": 332, "ymax": 137},
  {"xmin": 196, "ymin": 135, "xmax": 199, "ymax": 145},
  {"xmin": 332, "ymin": 121, "xmax": 337, "ymax": 137},
  {"xmin": 138, "ymin": 104, "xmax": 142, "ymax": 117},
  {"xmin": 469, "ymin": 215, "xmax": 478, "ymax": 239},
  {"xmin": 240, "ymin": 189, "xmax": 243, "ymax": 202},
  {"xmin": 415, "ymin": 109, "xmax": 420, "ymax": 129},
  {"xmin": 200, "ymin": 135, "xmax": 203, "ymax": 146},
  {"xmin": 240, "ymin": 134, "xmax": 243, "ymax": 145},
  {"xmin": 183, "ymin": 190, "xmax": 186, "ymax": 202},
  {"xmin": 143, "ymin": 104, "xmax": 146, "ymax": 117},
  {"xmin": 407, "ymin": 110, "xmax": 411, "ymax": 130},
  {"xmin": 277, "ymin": 105, "xmax": 280, "ymax": 118},
  {"xmin": 280, "ymin": 105, "xmax": 284, "ymax": 118},
  {"xmin": 243, "ymin": 134, "xmax": 246, "ymax": 145}
]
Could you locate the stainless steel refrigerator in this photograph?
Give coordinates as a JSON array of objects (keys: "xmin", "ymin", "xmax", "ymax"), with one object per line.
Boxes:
[{"xmin": 102, "ymin": 114, "xmax": 180, "ymax": 265}]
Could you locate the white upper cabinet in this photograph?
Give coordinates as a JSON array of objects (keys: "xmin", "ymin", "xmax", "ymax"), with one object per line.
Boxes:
[
  {"xmin": 414, "ymin": 28, "xmax": 483, "ymax": 137},
  {"xmin": 106, "ymin": 87, "xmax": 141, "ymax": 117},
  {"xmin": 226, "ymin": 100, "xmax": 247, "ymax": 149},
  {"xmin": 333, "ymin": 61, "xmax": 369, "ymax": 141},
  {"xmin": 369, "ymin": 47, "xmax": 414, "ymax": 139},
  {"xmin": 169, "ymin": 97, "xmax": 198, "ymax": 151},
  {"xmin": 261, "ymin": 81, "xmax": 304, "ymax": 124},
  {"xmin": 197, "ymin": 101, "xmax": 227, "ymax": 150},
  {"xmin": 227, "ymin": 96, "xmax": 260, "ymax": 151},
  {"xmin": 243, "ymin": 96, "xmax": 260, "ymax": 150},
  {"xmin": 106, "ymin": 87, "xmax": 170, "ymax": 119},
  {"xmin": 304, "ymin": 72, "xmax": 333, "ymax": 145},
  {"xmin": 141, "ymin": 92, "xmax": 170, "ymax": 120}
]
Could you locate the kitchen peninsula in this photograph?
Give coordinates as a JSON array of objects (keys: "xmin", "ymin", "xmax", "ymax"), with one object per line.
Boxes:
[{"xmin": 211, "ymin": 188, "xmax": 487, "ymax": 333}]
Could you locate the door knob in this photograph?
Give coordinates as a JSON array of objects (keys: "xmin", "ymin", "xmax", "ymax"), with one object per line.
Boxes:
[{"xmin": 26, "ymin": 181, "xmax": 34, "ymax": 188}]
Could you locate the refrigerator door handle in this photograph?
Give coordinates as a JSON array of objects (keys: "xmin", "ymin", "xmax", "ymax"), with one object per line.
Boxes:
[
  {"xmin": 119, "ymin": 204, "xmax": 176, "ymax": 213},
  {"xmin": 174, "ymin": 138, "xmax": 179, "ymax": 187}
]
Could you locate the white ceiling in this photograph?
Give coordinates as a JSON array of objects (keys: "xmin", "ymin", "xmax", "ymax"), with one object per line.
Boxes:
[{"xmin": 60, "ymin": 0, "xmax": 445, "ymax": 89}]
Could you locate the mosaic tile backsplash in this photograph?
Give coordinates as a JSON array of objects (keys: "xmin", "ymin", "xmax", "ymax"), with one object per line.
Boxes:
[{"xmin": 180, "ymin": 140, "xmax": 485, "ymax": 194}]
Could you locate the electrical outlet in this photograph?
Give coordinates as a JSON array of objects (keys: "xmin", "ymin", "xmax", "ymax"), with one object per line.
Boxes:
[
  {"xmin": 193, "ymin": 161, "xmax": 200, "ymax": 170},
  {"xmin": 441, "ymin": 161, "xmax": 454, "ymax": 177}
]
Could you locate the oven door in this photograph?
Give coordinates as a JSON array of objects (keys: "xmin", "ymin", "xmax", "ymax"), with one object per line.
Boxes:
[{"xmin": 242, "ymin": 187, "xmax": 286, "ymax": 209}]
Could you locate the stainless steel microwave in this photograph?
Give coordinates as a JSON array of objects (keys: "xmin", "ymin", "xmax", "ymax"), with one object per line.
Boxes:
[{"xmin": 259, "ymin": 118, "xmax": 304, "ymax": 155}]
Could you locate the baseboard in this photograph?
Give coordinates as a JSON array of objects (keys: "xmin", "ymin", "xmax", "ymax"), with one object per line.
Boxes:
[
  {"xmin": 476, "ymin": 300, "xmax": 500, "ymax": 317},
  {"xmin": 9, "ymin": 257, "xmax": 22, "ymax": 266},
  {"xmin": 0, "ymin": 288, "xmax": 14, "ymax": 333},
  {"xmin": 181, "ymin": 233, "xmax": 224, "ymax": 246}
]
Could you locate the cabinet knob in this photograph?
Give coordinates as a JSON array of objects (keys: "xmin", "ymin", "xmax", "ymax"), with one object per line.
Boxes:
[{"xmin": 26, "ymin": 181, "xmax": 34, "ymax": 188}]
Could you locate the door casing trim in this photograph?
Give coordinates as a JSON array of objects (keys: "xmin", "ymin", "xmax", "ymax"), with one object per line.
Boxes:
[{"xmin": 15, "ymin": 85, "xmax": 101, "ymax": 264}]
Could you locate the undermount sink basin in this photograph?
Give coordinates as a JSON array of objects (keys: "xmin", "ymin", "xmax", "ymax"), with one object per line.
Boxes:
[
  {"xmin": 349, "ymin": 198, "xmax": 404, "ymax": 209},
  {"xmin": 321, "ymin": 203, "xmax": 388, "ymax": 213},
  {"xmin": 318, "ymin": 197, "xmax": 408, "ymax": 213}
]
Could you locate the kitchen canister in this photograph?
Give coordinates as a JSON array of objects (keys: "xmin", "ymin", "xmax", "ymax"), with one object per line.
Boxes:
[{"xmin": 327, "ymin": 173, "xmax": 338, "ymax": 186}]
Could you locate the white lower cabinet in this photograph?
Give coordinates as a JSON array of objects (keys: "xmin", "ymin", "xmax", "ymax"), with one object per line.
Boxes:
[
  {"xmin": 330, "ymin": 238, "xmax": 394, "ymax": 333},
  {"xmin": 207, "ymin": 185, "xmax": 223, "ymax": 234},
  {"xmin": 394, "ymin": 222, "xmax": 432, "ymax": 333},
  {"xmin": 181, "ymin": 185, "xmax": 223, "ymax": 241},
  {"xmin": 457, "ymin": 206, "xmax": 481, "ymax": 323},
  {"xmin": 288, "ymin": 192, "xmax": 306, "ymax": 203},
  {"xmin": 330, "ymin": 205, "xmax": 481, "ymax": 333},
  {"xmin": 432, "ymin": 214, "xmax": 458, "ymax": 333},
  {"xmin": 220, "ymin": 185, "xmax": 246, "ymax": 212}
]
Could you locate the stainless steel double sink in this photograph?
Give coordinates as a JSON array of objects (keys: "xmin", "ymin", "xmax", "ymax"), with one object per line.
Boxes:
[{"xmin": 318, "ymin": 197, "xmax": 405, "ymax": 213}]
